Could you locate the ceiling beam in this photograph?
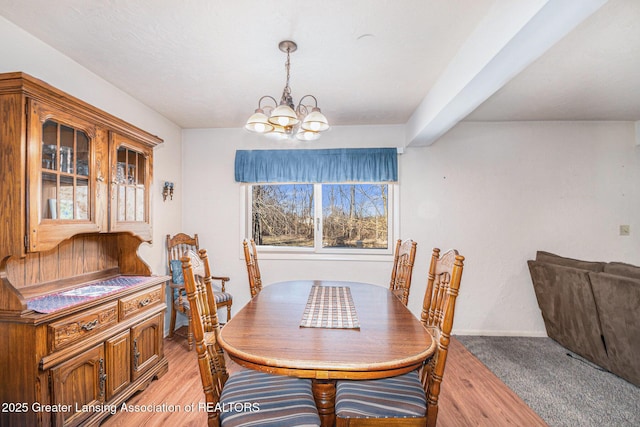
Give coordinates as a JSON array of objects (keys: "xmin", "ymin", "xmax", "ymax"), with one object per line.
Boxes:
[{"xmin": 405, "ymin": 0, "xmax": 609, "ymax": 147}]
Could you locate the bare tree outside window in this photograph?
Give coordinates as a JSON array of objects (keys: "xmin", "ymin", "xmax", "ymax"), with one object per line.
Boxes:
[
  {"xmin": 251, "ymin": 183, "xmax": 389, "ymax": 251},
  {"xmin": 322, "ymin": 184, "xmax": 388, "ymax": 249},
  {"xmin": 252, "ymin": 184, "xmax": 314, "ymax": 246}
]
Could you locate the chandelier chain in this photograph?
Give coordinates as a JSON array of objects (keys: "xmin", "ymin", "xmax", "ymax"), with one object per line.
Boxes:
[
  {"xmin": 281, "ymin": 46, "xmax": 293, "ymax": 107},
  {"xmin": 285, "ymin": 47, "xmax": 291, "ymax": 90}
]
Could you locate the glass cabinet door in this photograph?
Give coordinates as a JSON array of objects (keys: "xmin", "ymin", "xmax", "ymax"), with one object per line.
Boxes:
[
  {"xmin": 110, "ymin": 133, "xmax": 153, "ymax": 241},
  {"xmin": 27, "ymin": 100, "xmax": 102, "ymax": 252},
  {"xmin": 40, "ymin": 120, "xmax": 91, "ymax": 221},
  {"xmin": 115, "ymin": 146, "xmax": 146, "ymax": 222}
]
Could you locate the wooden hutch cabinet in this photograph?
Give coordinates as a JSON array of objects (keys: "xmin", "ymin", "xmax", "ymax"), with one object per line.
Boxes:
[{"xmin": 0, "ymin": 72, "xmax": 169, "ymax": 427}]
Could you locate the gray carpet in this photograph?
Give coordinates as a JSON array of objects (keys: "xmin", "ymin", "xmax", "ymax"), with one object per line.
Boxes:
[{"xmin": 455, "ymin": 336, "xmax": 640, "ymax": 427}]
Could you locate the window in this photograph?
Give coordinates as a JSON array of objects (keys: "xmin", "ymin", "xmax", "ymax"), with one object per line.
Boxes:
[
  {"xmin": 322, "ymin": 184, "xmax": 389, "ymax": 249},
  {"xmin": 245, "ymin": 183, "xmax": 396, "ymax": 256},
  {"xmin": 236, "ymin": 148, "xmax": 399, "ymax": 258}
]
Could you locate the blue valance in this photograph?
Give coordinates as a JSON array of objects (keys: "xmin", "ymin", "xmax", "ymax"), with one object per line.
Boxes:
[{"xmin": 234, "ymin": 148, "xmax": 397, "ymax": 183}]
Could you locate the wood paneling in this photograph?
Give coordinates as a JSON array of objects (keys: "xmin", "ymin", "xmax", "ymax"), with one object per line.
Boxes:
[
  {"xmin": 0, "ymin": 93, "xmax": 26, "ymax": 258},
  {"xmin": 50, "ymin": 343, "xmax": 105, "ymax": 427},
  {"xmin": 130, "ymin": 313, "xmax": 163, "ymax": 381},
  {"xmin": 106, "ymin": 331, "xmax": 131, "ymax": 400},
  {"xmin": 6, "ymin": 234, "xmax": 123, "ymax": 295},
  {"xmin": 58, "ymin": 238, "xmax": 75, "ymax": 278}
]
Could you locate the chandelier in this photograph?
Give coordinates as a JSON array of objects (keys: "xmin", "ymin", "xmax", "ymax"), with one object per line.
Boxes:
[{"xmin": 245, "ymin": 40, "xmax": 329, "ymax": 141}]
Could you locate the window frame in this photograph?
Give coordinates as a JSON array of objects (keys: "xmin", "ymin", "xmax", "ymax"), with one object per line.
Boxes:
[{"xmin": 240, "ymin": 182, "xmax": 399, "ymax": 261}]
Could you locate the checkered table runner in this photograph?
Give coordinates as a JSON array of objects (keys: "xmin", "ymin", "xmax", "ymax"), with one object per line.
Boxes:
[{"xmin": 300, "ymin": 285, "xmax": 360, "ymax": 329}]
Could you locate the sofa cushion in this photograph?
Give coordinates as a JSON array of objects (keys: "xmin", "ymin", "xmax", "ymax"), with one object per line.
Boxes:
[
  {"xmin": 528, "ymin": 261, "xmax": 609, "ymax": 369},
  {"xmin": 604, "ymin": 262, "xmax": 640, "ymax": 281},
  {"xmin": 589, "ymin": 272, "xmax": 640, "ymax": 387},
  {"xmin": 535, "ymin": 251, "xmax": 605, "ymax": 272}
]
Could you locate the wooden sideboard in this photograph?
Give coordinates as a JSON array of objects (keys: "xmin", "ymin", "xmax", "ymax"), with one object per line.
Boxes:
[{"xmin": 0, "ymin": 72, "xmax": 169, "ymax": 426}]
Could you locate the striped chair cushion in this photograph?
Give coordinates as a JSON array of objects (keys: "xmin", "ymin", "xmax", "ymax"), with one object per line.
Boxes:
[
  {"xmin": 220, "ymin": 370, "xmax": 321, "ymax": 427},
  {"xmin": 335, "ymin": 370, "xmax": 427, "ymax": 419},
  {"xmin": 214, "ymin": 291, "xmax": 232, "ymax": 304},
  {"xmin": 177, "ymin": 292, "xmax": 230, "ymax": 308}
]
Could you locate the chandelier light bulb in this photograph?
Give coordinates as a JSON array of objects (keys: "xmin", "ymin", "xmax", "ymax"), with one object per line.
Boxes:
[
  {"xmin": 296, "ymin": 130, "xmax": 320, "ymax": 141},
  {"xmin": 266, "ymin": 124, "xmax": 290, "ymax": 140},
  {"xmin": 268, "ymin": 104, "xmax": 299, "ymax": 127},
  {"xmin": 300, "ymin": 108, "xmax": 329, "ymax": 133},
  {"xmin": 245, "ymin": 109, "xmax": 274, "ymax": 133}
]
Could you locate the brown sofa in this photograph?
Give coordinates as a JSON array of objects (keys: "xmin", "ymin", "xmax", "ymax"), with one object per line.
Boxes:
[{"xmin": 528, "ymin": 251, "xmax": 640, "ymax": 386}]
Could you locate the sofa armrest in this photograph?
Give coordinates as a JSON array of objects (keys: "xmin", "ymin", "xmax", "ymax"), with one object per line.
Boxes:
[
  {"xmin": 589, "ymin": 272, "xmax": 640, "ymax": 386},
  {"xmin": 528, "ymin": 260, "xmax": 609, "ymax": 368}
]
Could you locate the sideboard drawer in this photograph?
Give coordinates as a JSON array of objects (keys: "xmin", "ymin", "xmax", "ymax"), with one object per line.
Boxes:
[
  {"xmin": 119, "ymin": 285, "xmax": 163, "ymax": 320},
  {"xmin": 49, "ymin": 301, "xmax": 118, "ymax": 352}
]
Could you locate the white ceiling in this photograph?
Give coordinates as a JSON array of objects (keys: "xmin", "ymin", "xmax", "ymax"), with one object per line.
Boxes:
[
  {"xmin": 1, "ymin": 0, "xmax": 638, "ymax": 144},
  {"xmin": 467, "ymin": 0, "xmax": 640, "ymax": 122}
]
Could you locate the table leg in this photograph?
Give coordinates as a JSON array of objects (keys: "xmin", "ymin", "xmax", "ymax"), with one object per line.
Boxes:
[{"xmin": 312, "ymin": 379, "xmax": 336, "ymax": 427}]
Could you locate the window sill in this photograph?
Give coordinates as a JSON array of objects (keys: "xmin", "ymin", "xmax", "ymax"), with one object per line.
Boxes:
[{"xmin": 251, "ymin": 251, "xmax": 394, "ymax": 262}]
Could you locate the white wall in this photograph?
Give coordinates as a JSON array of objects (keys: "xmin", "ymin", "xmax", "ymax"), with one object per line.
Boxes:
[
  {"xmin": 404, "ymin": 121, "xmax": 640, "ymax": 335},
  {"xmin": 183, "ymin": 121, "xmax": 640, "ymax": 335},
  {"xmin": 0, "ymin": 16, "xmax": 184, "ymax": 332}
]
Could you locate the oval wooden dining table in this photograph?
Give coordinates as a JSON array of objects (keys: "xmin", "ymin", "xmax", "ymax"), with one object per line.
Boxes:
[{"xmin": 218, "ymin": 280, "xmax": 436, "ymax": 427}]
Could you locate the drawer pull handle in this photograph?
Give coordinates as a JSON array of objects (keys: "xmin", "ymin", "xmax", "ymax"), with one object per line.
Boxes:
[
  {"xmin": 139, "ymin": 297, "xmax": 151, "ymax": 307},
  {"xmin": 80, "ymin": 319, "xmax": 99, "ymax": 331}
]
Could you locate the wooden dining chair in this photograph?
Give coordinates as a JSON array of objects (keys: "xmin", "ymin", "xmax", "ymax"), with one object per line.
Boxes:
[
  {"xmin": 167, "ymin": 233, "xmax": 232, "ymax": 350},
  {"xmin": 242, "ymin": 239, "xmax": 263, "ymax": 298},
  {"xmin": 389, "ymin": 238, "xmax": 418, "ymax": 305},
  {"xmin": 334, "ymin": 247, "xmax": 465, "ymax": 427},
  {"xmin": 181, "ymin": 252, "xmax": 321, "ymax": 427}
]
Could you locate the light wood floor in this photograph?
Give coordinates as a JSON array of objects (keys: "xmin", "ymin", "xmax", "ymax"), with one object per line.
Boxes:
[{"xmin": 102, "ymin": 332, "xmax": 547, "ymax": 426}]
